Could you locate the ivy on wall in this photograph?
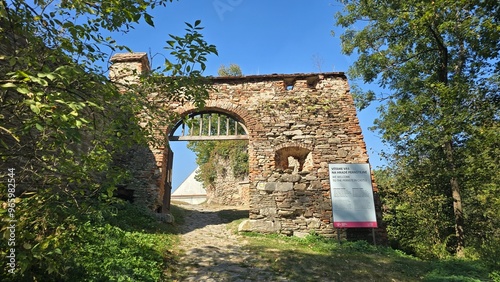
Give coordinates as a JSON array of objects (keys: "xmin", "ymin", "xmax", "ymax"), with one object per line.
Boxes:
[{"xmin": 187, "ymin": 140, "xmax": 248, "ymax": 188}]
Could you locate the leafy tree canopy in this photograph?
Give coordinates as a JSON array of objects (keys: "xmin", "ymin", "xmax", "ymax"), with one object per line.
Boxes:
[
  {"xmin": 0, "ymin": 0, "xmax": 217, "ymax": 279},
  {"xmin": 335, "ymin": 0, "xmax": 499, "ymax": 259},
  {"xmin": 217, "ymin": 63, "xmax": 243, "ymax": 76}
]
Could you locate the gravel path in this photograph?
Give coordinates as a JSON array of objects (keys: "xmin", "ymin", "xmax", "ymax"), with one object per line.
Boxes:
[{"xmin": 175, "ymin": 204, "xmax": 287, "ymax": 282}]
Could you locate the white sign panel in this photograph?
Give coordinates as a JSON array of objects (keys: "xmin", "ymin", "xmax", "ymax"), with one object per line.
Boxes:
[{"xmin": 329, "ymin": 163, "xmax": 378, "ymax": 228}]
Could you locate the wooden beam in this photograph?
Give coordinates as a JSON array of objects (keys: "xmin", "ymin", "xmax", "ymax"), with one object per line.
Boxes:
[
  {"xmin": 208, "ymin": 114, "xmax": 212, "ymax": 136},
  {"xmin": 217, "ymin": 114, "xmax": 221, "ymax": 136},
  {"xmin": 199, "ymin": 114, "xmax": 203, "ymax": 136},
  {"xmin": 169, "ymin": 135, "xmax": 249, "ymax": 141}
]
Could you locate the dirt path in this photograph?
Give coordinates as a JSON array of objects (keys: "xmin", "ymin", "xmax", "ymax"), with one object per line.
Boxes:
[{"xmin": 175, "ymin": 203, "xmax": 286, "ymax": 282}]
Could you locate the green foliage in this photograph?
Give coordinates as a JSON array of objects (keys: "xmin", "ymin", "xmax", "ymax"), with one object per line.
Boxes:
[
  {"xmin": 335, "ymin": 0, "xmax": 500, "ymax": 257},
  {"xmin": 217, "ymin": 63, "xmax": 243, "ymax": 76},
  {"xmin": 240, "ymin": 232, "xmax": 492, "ymax": 281},
  {"xmin": 0, "ymin": 197, "xmax": 177, "ymax": 281},
  {"xmin": 1, "ymin": 0, "xmax": 216, "ymax": 279},
  {"xmin": 187, "ymin": 140, "xmax": 248, "ymax": 187}
]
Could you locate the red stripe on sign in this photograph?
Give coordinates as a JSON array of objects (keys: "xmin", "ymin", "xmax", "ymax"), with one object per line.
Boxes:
[{"xmin": 334, "ymin": 222, "xmax": 378, "ymax": 228}]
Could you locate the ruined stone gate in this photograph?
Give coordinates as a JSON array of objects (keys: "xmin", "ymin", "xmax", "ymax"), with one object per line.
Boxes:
[{"xmin": 110, "ymin": 53, "xmax": 385, "ymax": 241}]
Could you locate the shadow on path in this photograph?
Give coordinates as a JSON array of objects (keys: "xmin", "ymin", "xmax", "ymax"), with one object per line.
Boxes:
[
  {"xmin": 171, "ymin": 203, "xmax": 287, "ymax": 282},
  {"xmin": 174, "ymin": 203, "xmax": 249, "ymax": 234}
]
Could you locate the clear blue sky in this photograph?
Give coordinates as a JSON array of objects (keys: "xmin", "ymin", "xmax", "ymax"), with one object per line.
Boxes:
[{"xmin": 112, "ymin": 0, "xmax": 387, "ymax": 190}]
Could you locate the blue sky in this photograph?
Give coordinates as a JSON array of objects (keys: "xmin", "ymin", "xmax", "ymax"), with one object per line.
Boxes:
[{"xmin": 112, "ymin": 0, "xmax": 387, "ymax": 189}]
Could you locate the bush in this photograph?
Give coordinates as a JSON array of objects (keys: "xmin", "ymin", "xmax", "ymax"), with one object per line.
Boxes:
[{"xmin": 0, "ymin": 196, "xmax": 177, "ymax": 281}]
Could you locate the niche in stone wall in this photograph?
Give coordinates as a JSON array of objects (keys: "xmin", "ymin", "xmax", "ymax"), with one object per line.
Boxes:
[{"xmin": 275, "ymin": 147, "xmax": 313, "ymax": 173}]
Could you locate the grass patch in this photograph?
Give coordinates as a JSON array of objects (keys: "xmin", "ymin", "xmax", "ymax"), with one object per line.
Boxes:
[
  {"xmin": 239, "ymin": 232, "xmax": 492, "ymax": 282},
  {"xmin": 217, "ymin": 208, "xmax": 249, "ymax": 233},
  {"xmin": 218, "ymin": 208, "xmax": 249, "ymax": 222}
]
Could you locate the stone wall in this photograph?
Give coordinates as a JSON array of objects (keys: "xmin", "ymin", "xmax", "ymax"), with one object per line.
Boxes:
[
  {"xmin": 205, "ymin": 155, "xmax": 249, "ymax": 206},
  {"xmin": 110, "ymin": 53, "xmax": 386, "ymax": 242},
  {"xmin": 112, "ymin": 145, "xmax": 162, "ymax": 211}
]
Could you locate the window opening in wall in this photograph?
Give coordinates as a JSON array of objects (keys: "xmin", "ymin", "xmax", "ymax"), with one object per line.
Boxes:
[
  {"xmin": 275, "ymin": 147, "xmax": 313, "ymax": 173},
  {"xmin": 284, "ymin": 78, "xmax": 295, "ymax": 91},
  {"xmin": 306, "ymin": 76, "xmax": 319, "ymax": 89}
]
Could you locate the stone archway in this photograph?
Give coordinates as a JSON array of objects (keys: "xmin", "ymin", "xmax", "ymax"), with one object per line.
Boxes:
[
  {"xmin": 110, "ymin": 53, "xmax": 385, "ymax": 241},
  {"xmin": 168, "ymin": 106, "xmax": 251, "ymax": 206}
]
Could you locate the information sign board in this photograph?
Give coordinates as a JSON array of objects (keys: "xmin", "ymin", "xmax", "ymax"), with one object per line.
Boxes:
[{"xmin": 329, "ymin": 163, "xmax": 378, "ymax": 228}]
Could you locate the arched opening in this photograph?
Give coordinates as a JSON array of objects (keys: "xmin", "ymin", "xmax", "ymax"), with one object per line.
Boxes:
[
  {"xmin": 169, "ymin": 111, "xmax": 248, "ymax": 141},
  {"xmin": 275, "ymin": 146, "xmax": 313, "ymax": 173},
  {"xmin": 165, "ymin": 109, "xmax": 250, "ymax": 211}
]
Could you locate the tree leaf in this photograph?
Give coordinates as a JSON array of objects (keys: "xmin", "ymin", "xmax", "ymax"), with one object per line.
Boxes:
[
  {"xmin": 1, "ymin": 82, "xmax": 17, "ymax": 88},
  {"xmin": 144, "ymin": 13, "xmax": 154, "ymax": 27},
  {"xmin": 30, "ymin": 104, "xmax": 41, "ymax": 114}
]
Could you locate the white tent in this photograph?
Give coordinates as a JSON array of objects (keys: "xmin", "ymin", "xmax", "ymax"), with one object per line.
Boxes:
[{"xmin": 171, "ymin": 167, "xmax": 207, "ymax": 205}]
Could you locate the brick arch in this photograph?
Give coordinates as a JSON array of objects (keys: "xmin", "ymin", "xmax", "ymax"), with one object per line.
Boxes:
[
  {"xmin": 164, "ymin": 100, "xmax": 257, "ymax": 209},
  {"xmin": 171, "ymin": 100, "xmax": 262, "ymax": 136}
]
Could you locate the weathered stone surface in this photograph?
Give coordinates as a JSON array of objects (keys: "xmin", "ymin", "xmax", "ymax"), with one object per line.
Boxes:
[
  {"xmin": 275, "ymin": 182, "xmax": 293, "ymax": 192},
  {"xmin": 259, "ymin": 207, "xmax": 277, "ymax": 216},
  {"xmin": 306, "ymin": 218, "xmax": 322, "ymax": 229},
  {"xmin": 309, "ymin": 181, "xmax": 323, "ymax": 190},
  {"xmin": 294, "ymin": 183, "xmax": 307, "ymax": 190},
  {"xmin": 283, "ymin": 129, "xmax": 303, "ymax": 136},
  {"xmin": 155, "ymin": 212, "xmax": 175, "ymax": 224},
  {"xmin": 260, "ymin": 182, "xmax": 276, "ymax": 192},
  {"xmin": 277, "ymin": 210, "xmax": 294, "ymax": 217},
  {"xmin": 238, "ymin": 219, "xmax": 281, "ymax": 233},
  {"xmin": 205, "ymin": 157, "xmax": 249, "ymax": 206},
  {"xmin": 293, "ymin": 231, "xmax": 309, "ymax": 238},
  {"xmin": 280, "ymin": 173, "xmax": 302, "ymax": 182}
]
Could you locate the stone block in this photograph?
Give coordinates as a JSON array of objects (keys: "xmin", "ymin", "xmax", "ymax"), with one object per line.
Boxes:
[
  {"xmin": 238, "ymin": 219, "xmax": 281, "ymax": 233},
  {"xmin": 293, "ymin": 231, "xmax": 309, "ymax": 238},
  {"xmin": 260, "ymin": 207, "xmax": 277, "ymax": 216},
  {"xmin": 155, "ymin": 213, "xmax": 175, "ymax": 224},
  {"xmin": 275, "ymin": 182, "xmax": 293, "ymax": 191},
  {"xmin": 304, "ymin": 209, "xmax": 314, "ymax": 217},
  {"xmin": 306, "ymin": 218, "xmax": 322, "ymax": 229},
  {"xmin": 257, "ymin": 182, "xmax": 276, "ymax": 192},
  {"xmin": 284, "ymin": 130, "xmax": 303, "ymax": 136},
  {"xmin": 280, "ymin": 173, "xmax": 302, "ymax": 182},
  {"xmin": 278, "ymin": 210, "xmax": 294, "ymax": 217},
  {"xmin": 294, "ymin": 183, "xmax": 307, "ymax": 190},
  {"xmin": 328, "ymin": 138, "xmax": 341, "ymax": 143},
  {"xmin": 305, "ymin": 175, "xmax": 317, "ymax": 181},
  {"xmin": 337, "ymin": 149, "xmax": 348, "ymax": 157}
]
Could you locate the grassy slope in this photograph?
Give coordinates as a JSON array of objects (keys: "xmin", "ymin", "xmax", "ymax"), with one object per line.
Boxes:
[{"xmin": 220, "ymin": 211, "xmax": 494, "ymax": 282}]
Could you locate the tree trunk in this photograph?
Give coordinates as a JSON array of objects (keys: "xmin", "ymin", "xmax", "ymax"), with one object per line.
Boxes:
[{"xmin": 444, "ymin": 140, "xmax": 465, "ymax": 257}]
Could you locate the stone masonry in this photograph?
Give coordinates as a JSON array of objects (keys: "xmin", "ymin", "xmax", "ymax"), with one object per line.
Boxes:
[
  {"xmin": 205, "ymin": 155, "xmax": 250, "ymax": 206},
  {"xmin": 110, "ymin": 53, "xmax": 386, "ymax": 242}
]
